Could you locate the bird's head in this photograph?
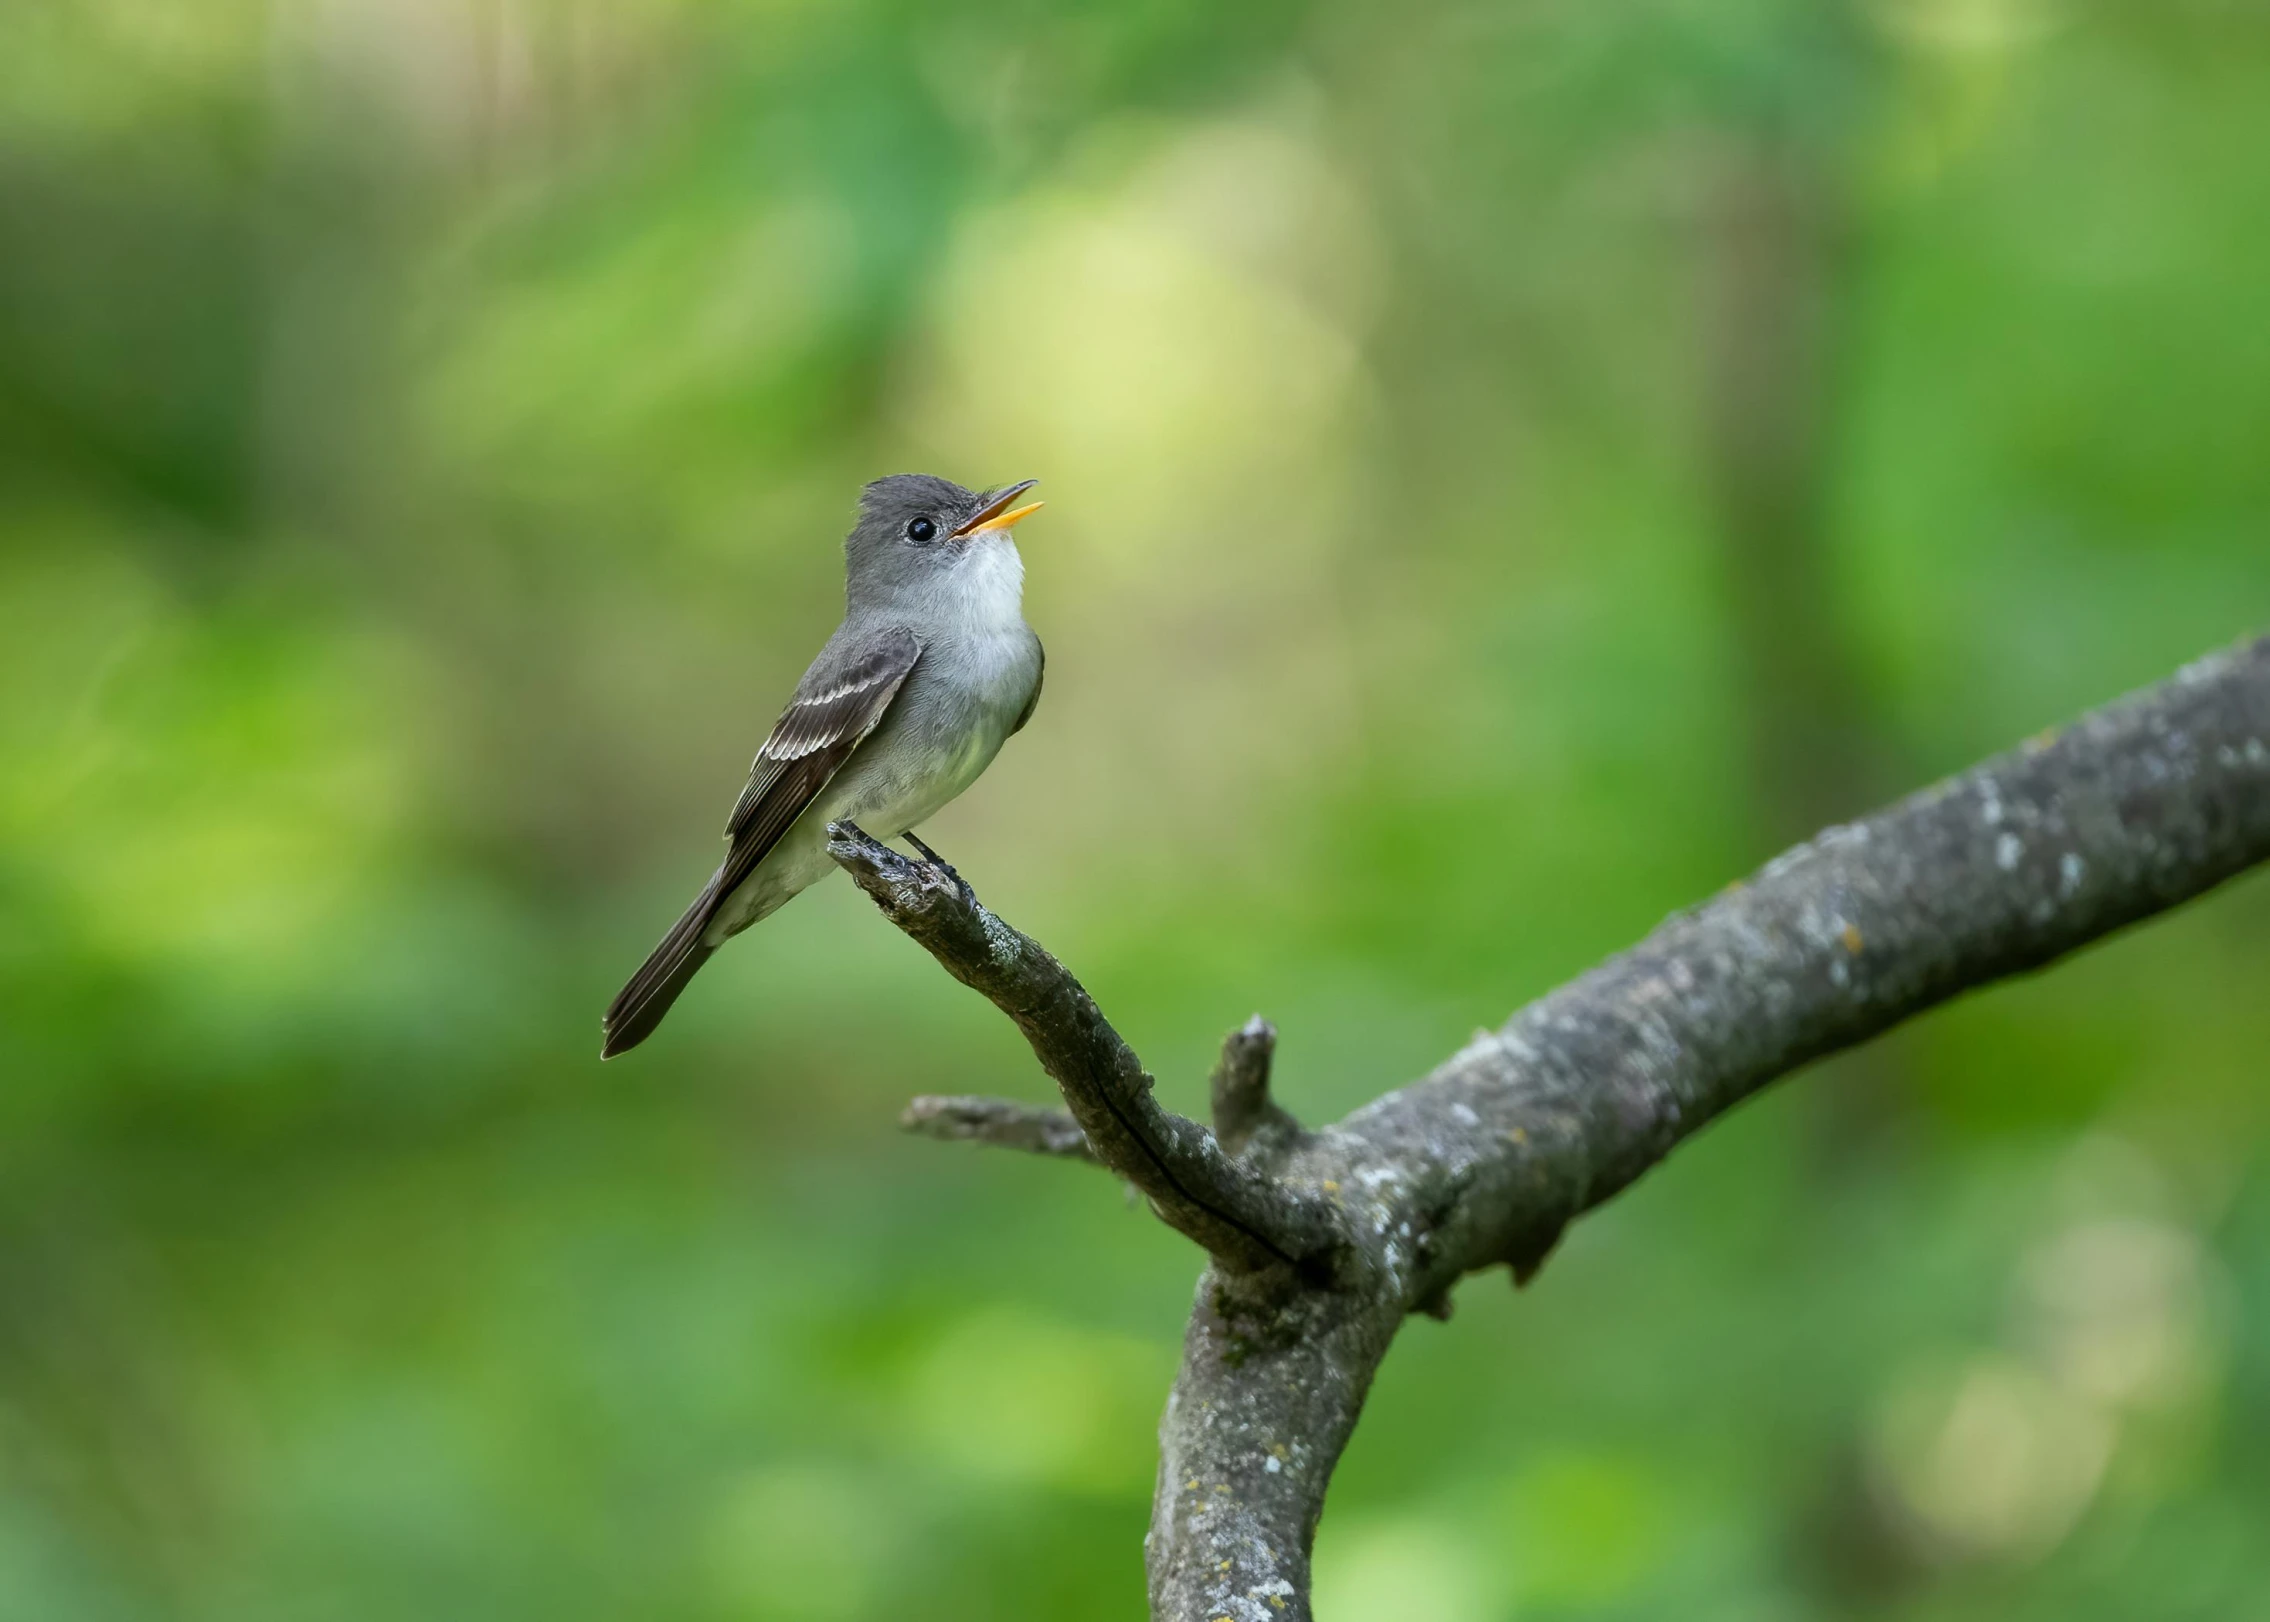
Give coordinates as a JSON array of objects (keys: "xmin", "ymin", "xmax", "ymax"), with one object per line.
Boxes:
[{"xmin": 844, "ymin": 474, "xmax": 1044, "ymax": 617}]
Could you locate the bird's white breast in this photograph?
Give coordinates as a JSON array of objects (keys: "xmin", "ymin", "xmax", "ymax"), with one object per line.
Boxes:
[{"xmin": 848, "ymin": 533, "xmax": 1039, "ymax": 822}]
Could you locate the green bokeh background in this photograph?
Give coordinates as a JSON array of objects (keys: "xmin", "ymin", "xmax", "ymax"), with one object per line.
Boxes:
[{"xmin": 4, "ymin": 1, "xmax": 2269, "ymax": 1617}]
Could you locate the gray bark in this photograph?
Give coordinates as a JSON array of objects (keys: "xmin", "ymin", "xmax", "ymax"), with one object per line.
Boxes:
[{"xmin": 828, "ymin": 631, "xmax": 2270, "ymax": 1621}]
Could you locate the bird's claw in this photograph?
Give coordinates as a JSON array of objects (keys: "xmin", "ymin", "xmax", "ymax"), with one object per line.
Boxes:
[{"xmin": 904, "ymin": 831, "xmax": 980, "ymax": 911}]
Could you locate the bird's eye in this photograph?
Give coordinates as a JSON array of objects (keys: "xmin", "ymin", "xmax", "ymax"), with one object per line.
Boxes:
[{"xmin": 905, "ymin": 517, "xmax": 937, "ymax": 543}]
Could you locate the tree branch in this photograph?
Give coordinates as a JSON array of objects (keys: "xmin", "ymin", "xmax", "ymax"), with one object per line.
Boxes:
[
  {"xmin": 1344, "ymin": 633, "xmax": 2270, "ymax": 1314},
  {"xmin": 834, "ymin": 633, "xmax": 2270, "ymax": 1621},
  {"xmin": 900, "ymin": 1094, "xmax": 1101, "ymax": 1163},
  {"xmin": 826, "ymin": 825, "xmax": 1343, "ymax": 1273}
]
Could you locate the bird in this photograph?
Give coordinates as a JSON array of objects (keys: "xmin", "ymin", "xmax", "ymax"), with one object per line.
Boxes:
[{"xmin": 601, "ymin": 474, "xmax": 1047, "ymax": 1058}]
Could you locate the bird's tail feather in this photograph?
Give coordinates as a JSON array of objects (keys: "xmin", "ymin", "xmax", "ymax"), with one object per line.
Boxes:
[{"xmin": 602, "ymin": 877, "xmax": 721, "ymax": 1058}]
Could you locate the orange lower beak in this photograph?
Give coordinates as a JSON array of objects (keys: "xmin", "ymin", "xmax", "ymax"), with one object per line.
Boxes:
[
  {"xmin": 968, "ymin": 500, "xmax": 1043, "ymax": 534},
  {"xmin": 955, "ymin": 480, "xmax": 1043, "ymax": 536}
]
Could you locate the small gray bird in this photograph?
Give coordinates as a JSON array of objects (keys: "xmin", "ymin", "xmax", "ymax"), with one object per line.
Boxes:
[{"xmin": 602, "ymin": 474, "xmax": 1046, "ymax": 1057}]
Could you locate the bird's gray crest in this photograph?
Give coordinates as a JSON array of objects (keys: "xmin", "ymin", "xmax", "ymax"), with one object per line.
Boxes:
[{"xmin": 858, "ymin": 473, "xmax": 983, "ymax": 531}]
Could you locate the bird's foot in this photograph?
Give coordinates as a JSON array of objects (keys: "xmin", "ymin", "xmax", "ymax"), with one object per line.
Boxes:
[{"xmin": 904, "ymin": 831, "xmax": 980, "ymax": 911}]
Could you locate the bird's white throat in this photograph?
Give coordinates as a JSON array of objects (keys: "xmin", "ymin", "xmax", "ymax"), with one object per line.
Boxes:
[{"xmin": 931, "ymin": 534, "xmax": 1026, "ymax": 635}]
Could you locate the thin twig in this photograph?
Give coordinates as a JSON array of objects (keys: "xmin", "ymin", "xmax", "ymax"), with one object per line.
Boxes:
[
  {"xmin": 900, "ymin": 1094, "xmax": 1100, "ymax": 1164},
  {"xmin": 1209, "ymin": 1016, "xmax": 1297, "ymax": 1157}
]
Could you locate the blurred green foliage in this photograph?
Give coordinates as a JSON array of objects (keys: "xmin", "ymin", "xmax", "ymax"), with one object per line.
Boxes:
[{"xmin": 4, "ymin": 0, "xmax": 2269, "ymax": 1617}]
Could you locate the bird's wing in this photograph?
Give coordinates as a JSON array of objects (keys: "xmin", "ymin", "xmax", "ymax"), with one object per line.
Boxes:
[
  {"xmin": 601, "ymin": 628, "xmax": 919, "ymax": 1056},
  {"xmin": 718, "ymin": 625, "xmax": 923, "ymax": 897}
]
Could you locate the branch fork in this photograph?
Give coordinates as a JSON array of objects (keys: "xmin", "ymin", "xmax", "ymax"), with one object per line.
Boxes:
[{"xmin": 826, "ymin": 632, "xmax": 2270, "ymax": 1622}]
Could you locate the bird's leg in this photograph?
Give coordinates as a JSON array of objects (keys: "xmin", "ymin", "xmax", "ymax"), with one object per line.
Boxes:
[{"xmin": 903, "ymin": 830, "xmax": 979, "ymax": 910}]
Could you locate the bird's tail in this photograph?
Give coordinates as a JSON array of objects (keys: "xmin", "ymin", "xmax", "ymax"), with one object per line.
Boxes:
[{"xmin": 602, "ymin": 877, "xmax": 721, "ymax": 1058}]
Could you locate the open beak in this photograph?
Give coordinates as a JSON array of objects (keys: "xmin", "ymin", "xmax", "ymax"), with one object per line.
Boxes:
[{"xmin": 954, "ymin": 479, "xmax": 1043, "ymax": 537}]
